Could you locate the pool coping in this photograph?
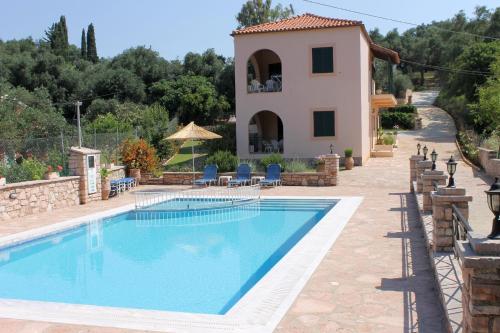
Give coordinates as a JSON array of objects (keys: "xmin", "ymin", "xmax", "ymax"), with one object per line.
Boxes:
[{"xmin": 0, "ymin": 195, "xmax": 363, "ymax": 333}]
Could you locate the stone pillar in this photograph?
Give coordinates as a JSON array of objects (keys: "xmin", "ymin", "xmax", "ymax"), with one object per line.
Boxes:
[
  {"xmin": 68, "ymin": 147, "xmax": 102, "ymax": 204},
  {"xmin": 409, "ymin": 155, "xmax": 424, "ymax": 191},
  {"xmin": 323, "ymin": 154, "xmax": 340, "ymax": 186},
  {"xmin": 421, "ymin": 170, "xmax": 447, "ymax": 211},
  {"xmin": 416, "ymin": 160, "xmax": 433, "ymax": 193},
  {"xmin": 458, "ymin": 235, "xmax": 500, "ymax": 333},
  {"xmin": 430, "ymin": 187, "xmax": 472, "ymax": 252}
]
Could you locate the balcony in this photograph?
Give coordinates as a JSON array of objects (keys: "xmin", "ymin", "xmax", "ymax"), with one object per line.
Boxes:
[{"xmin": 247, "ymin": 49, "xmax": 282, "ymax": 94}]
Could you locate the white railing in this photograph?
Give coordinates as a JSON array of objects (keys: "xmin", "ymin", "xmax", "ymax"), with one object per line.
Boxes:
[
  {"xmin": 133, "ymin": 185, "xmax": 261, "ymax": 211},
  {"xmin": 133, "ymin": 201, "xmax": 261, "ymax": 227}
]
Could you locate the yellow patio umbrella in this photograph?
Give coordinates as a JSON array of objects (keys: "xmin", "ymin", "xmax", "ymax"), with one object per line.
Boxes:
[{"xmin": 166, "ymin": 121, "xmax": 222, "ymax": 179}]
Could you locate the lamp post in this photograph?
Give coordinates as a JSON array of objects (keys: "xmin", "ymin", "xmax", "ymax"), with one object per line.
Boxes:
[
  {"xmin": 417, "ymin": 143, "xmax": 421, "ymax": 155},
  {"xmin": 423, "ymin": 145, "xmax": 428, "ymax": 161},
  {"xmin": 431, "ymin": 149, "xmax": 438, "ymax": 171},
  {"xmin": 486, "ymin": 178, "xmax": 500, "ymax": 239},
  {"xmin": 446, "ymin": 155, "xmax": 457, "ymax": 188}
]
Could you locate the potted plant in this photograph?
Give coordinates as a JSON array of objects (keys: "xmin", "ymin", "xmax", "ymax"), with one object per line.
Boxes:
[
  {"xmin": 44, "ymin": 165, "xmax": 60, "ymax": 180},
  {"xmin": 344, "ymin": 148, "xmax": 354, "ymax": 170},
  {"xmin": 100, "ymin": 168, "xmax": 111, "ymax": 200},
  {"xmin": 315, "ymin": 155, "xmax": 326, "ymax": 172},
  {"xmin": 129, "ymin": 160, "xmax": 141, "ymax": 182},
  {"xmin": 121, "ymin": 139, "xmax": 159, "ymax": 183}
]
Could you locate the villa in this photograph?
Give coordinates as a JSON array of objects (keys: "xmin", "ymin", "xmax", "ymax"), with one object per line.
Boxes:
[{"xmin": 233, "ymin": 13, "xmax": 400, "ymax": 164}]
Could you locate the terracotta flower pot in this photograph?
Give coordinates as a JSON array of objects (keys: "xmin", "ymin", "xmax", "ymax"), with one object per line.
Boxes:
[
  {"xmin": 101, "ymin": 176, "xmax": 111, "ymax": 200},
  {"xmin": 345, "ymin": 157, "xmax": 354, "ymax": 170},
  {"xmin": 129, "ymin": 168, "xmax": 141, "ymax": 182}
]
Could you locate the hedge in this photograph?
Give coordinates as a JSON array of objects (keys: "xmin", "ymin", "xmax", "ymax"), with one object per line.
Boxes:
[
  {"xmin": 387, "ymin": 105, "xmax": 417, "ymax": 113},
  {"xmin": 381, "ymin": 112, "xmax": 415, "ymax": 129}
]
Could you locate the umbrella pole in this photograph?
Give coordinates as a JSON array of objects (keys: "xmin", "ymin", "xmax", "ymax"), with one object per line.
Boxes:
[{"xmin": 192, "ymin": 142, "xmax": 195, "ymax": 182}]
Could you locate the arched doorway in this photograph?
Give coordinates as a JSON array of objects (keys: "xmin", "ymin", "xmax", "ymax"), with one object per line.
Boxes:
[
  {"xmin": 247, "ymin": 49, "xmax": 282, "ymax": 93},
  {"xmin": 248, "ymin": 111, "xmax": 284, "ymax": 154}
]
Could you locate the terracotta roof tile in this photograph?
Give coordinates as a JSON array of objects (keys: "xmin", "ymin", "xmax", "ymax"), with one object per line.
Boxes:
[{"xmin": 232, "ymin": 13, "xmax": 362, "ymax": 36}]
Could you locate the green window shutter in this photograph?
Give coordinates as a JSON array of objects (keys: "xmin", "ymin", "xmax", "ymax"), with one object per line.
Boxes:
[
  {"xmin": 313, "ymin": 111, "xmax": 335, "ymax": 137},
  {"xmin": 312, "ymin": 47, "xmax": 334, "ymax": 74}
]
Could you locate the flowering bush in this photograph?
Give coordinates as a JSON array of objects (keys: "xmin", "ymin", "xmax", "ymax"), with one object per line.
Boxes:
[
  {"xmin": 0, "ymin": 158, "xmax": 47, "ymax": 183},
  {"xmin": 121, "ymin": 139, "xmax": 159, "ymax": 173}
]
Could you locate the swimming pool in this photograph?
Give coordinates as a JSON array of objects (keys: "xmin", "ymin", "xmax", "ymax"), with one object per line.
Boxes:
[{"xmin": 0, "ymin": 196, "xmax": 362, "ymax": 332}]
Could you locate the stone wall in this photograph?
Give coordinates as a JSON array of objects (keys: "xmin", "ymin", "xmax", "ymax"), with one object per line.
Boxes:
[
  {"xmin": 478, "ymin": 147, "xmax": 500, "ymax": 177},
  {"xmin": 0, "ymin": 177, "xmax": 80, "ymax": 220},
  {"xmin": 108, "ymin": 166, "xmax": 126, "ymax": 180}
]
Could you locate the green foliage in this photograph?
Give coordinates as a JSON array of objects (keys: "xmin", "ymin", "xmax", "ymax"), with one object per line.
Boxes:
[
  {"xmin": 203, "ymin": 123, "xmax": 236, "ymax": 154},
  {"xmin": 80, "ymin": 29, "xmax": 86, "ymax": 58},
  {"xmin": 383, "ymin": 134, "xmax": 395, "ymax": 145},
  {"xmin": 236, "ymin": 0, "xmax": 294, "ymax": 28},
  {"xmin": 284, "ymin": 159, "xmax": 308, "ymax": 172},
  {"xmin": 260, "ymin": 153, "xmax": 285, "ymax": 170},
  {"xmin": 86, "ymin": 23, "xmax": 98, "ymax": 63},
  {"xmin": 150, "ymin": 75, "xmax": 230, "ymax": 124},
  {"xmin": 457, "ymin": 132, "xmax": 479, "ymax": 165},
  {"xmin": 344, "ymin": 148, "xmax": 353, "ymax": 158},
  {"xmin": 388, "ymin": 105, "xmax": 417, "ymax": 113},
  {"xmin": 86, "ymin": 113, "xmax": 134, "ymax": 133},
  {"xmin": 394, "ymin": 72, "xmax": 414, "ymax": 98},
  {"xmin": 100, "ymin": 168, "xmax": 110, "ymax": 177},
  {"xmin": 44, "ymin": 16, "xmax": 69, "ymax": 57},
  {"xmin": 0, "ymin": 158, "xmax": 47, "ymax": 183},
  {"xmin": 380, "ymin": 112, "xmax": 415, "ymax": 129},
  {"xmin": 205, "ymin": 150, "xmax": 238, "ymax": 172}
]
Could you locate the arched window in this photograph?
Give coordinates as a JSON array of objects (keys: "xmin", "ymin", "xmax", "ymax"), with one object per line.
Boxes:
[
  {"xmin": 248, "ymin": 111, "xmax": 284, "ymax": 154},
  {"xmin": 247, "ymin": 50, "xmax": 282, "ymax": 93}
]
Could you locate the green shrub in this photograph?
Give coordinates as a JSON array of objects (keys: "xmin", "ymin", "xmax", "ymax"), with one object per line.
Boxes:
[
  {"xmin": 206, "ymin": 150, "xmax": 238, "ymax": 172},
  {"xmin": 388, "ymin": 105, "xmax": 417, "ymax": 114},
  {"xmin": 381, "ymin": 112, "xmax": 415, "ymax": 130},
  {"xmin": 0, "ymin": 158, "xmax": 47, "ymax": 183},
  {"xmin": 284, "ymin": 159, "xmax": 308, "ymax": 172},
  {"xmin": 457, "ymin": 132, "xmax": 479, "ymax": 165},
  {"xmin": 383, "ymin": 134, "xmax": 395, "ymax": 145},
  {"xmin": 394, "ymin": 72, "xmax": 414, "ymax": 98},
  {"xmin": 204, "ymin": 123, "xmax": 236, "ymax": 154},
  {"xmin": 344, "ymin": 148, "xmax": 353, "ymax": 158},
  {"xmin": 260, "ymin": 153, "xmax": 285, "ymax": 170}
]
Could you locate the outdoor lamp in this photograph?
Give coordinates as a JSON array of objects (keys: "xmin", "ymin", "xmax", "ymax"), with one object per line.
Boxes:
[
  {"xmin": 446, "ymin": 155, "xmax": 457, "ymax": 188},
  {"xmin": 431, "ymin": 149, "xmax": 438, "ymax": 171},
  {"xmin": 330, "ymin": 144, "xmax": 334, "ymax": 154},
  {"xmin": 423, "ymin": 145, "xmax": 429, "ymax": 160},
  {"xmin": 417, "ymin": 143, "xmax": 421, "ymax": 155},
  {"xmin": 486, "ymin": 177, "xmax": 500, "ymax": 239}
]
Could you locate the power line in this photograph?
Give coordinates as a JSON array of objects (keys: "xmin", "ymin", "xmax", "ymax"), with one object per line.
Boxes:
[
  {"xmin": 400, "ymin": 59, "xmax": 493, "ymax": 76},
  {"xmin": 302, "ymin": 0, "xmax": 500, "ymax": 41}
]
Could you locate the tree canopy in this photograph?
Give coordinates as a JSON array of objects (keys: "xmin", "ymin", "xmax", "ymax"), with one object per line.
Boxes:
[{"xmin": 236, "ymin": 0, "xmax": 294, "ymax": 28}]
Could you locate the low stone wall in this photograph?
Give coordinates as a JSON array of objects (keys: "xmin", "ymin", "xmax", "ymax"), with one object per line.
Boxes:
[
  {"xmin": 108, "ymin": 166, "xmax": 126, "ymax": 180},
  {"xmin": 0, "ymin": 177, "xmax": 80, "ymax": 220},
  {"xmin": 478, "ymin": 147, "xmax": 500, "ymax": 177}
]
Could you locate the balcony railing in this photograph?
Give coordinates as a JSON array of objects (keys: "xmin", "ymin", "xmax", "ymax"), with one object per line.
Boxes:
[
  {"xmin": 247, "ymin": 75, "xmax": 282, "ymax": 94},
  {"xmin": 249, "ymin": 135, "xmax": 283, "ymax": 154},
  {"xmin": 451, "ymin": 204, "xmax": 473, "ymax": 261}
]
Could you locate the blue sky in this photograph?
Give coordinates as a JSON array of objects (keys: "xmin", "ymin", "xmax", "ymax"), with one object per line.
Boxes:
[{"xmin": 0, "ymin": 0, "xmax": 497, "ymax": 60}]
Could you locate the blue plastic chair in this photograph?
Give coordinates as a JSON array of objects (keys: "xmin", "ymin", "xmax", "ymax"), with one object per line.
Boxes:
[
  {"xmin": 259, "ymin": 164, "xmax": 282, "ymax": 187},
  {"xmin": 228, "ymin": 164, "xmax": 251, "ymax": 187},
  {"xmin": 193, "ymin": 164, "xmax": 218, "ymax": 186}
]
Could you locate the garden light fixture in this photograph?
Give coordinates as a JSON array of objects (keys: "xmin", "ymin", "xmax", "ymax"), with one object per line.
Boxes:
[
  {"xmin": 423, "ymin": 145, "xmax": 428, "ymax": 160},
  {"xmin": 417, "ymin": 143, "xmax": 421, "ymax": 155},
  {"xmin": 431, "ymin": 149, "xmax": 438, "ymax": 171},
  {"xmin": 485, "ymin": 178, "xmax": 500, "ymax": 239},
  {"xmin": 446, "ymin": 156, "xmax": 457, "ymax": 188}
]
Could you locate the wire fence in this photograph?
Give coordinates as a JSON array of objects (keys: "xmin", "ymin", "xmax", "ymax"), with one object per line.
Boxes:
[{"xmin": 0, "ymin": 129, "xmax": 138, "ymax": 176}]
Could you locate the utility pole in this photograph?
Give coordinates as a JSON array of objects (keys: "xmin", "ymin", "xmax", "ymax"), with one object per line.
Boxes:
[{"xmin": 76, "ymin": 101, "xmax": 83, "ymax": 148}]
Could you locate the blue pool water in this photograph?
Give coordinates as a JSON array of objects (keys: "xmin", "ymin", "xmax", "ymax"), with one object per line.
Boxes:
[{"xmin": 0, "ymin": 199, "xmax": 336, "ymax": 314}]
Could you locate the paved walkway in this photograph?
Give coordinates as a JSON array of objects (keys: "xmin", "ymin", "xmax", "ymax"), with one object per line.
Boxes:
[{"xmin": 0, "ymin": 91, "xmax": 493, "ymax": 332}]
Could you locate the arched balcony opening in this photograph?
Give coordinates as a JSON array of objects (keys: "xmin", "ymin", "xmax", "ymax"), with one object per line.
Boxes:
[
  {"xmin": 248, "ymin": 111, "xmax": 284, "ymax": 154},
  {"xmin": 247, "ymin": 49, "xmax": 282, "ymax": 93}
]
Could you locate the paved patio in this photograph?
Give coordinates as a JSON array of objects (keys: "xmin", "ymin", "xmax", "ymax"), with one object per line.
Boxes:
[{"xmin": 0, "ymin": 91, "xmax": 494, "ymax": 332}]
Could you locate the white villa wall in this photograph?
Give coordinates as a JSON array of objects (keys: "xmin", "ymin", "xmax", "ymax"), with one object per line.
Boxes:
[{"xmin": 235, "ymin": 26, "xmax": 371, "ymax": 163}]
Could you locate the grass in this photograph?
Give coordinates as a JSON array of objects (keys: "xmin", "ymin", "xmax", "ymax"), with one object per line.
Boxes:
[{"xmin": 166, "ymin": 140, "xmax": 206, "ymax": 167}]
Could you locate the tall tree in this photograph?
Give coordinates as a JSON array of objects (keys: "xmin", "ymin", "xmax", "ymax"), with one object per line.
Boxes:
[
  {"xmin": 80, "ymin": 28, "xmax": 87, "ymax": 58},
  {"xmin": 236, "ymin": 0, "xmax": 294, "ymax": 28},
  {"xmin": 44, "ymin": 16, "xmax": 69, "ymax": 56},
  {"xmin": 86, "ymin": 23, "xmax": 98, "ymax": 63},
  {"xmin": 59, "ymin": 16, "xmax": 68, "ymax": 47}
]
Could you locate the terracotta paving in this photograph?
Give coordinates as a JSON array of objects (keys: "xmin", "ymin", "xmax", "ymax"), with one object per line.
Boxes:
[{"xmin": 0, "ymin": 91, "xmax": 493, "ymax": 332}]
